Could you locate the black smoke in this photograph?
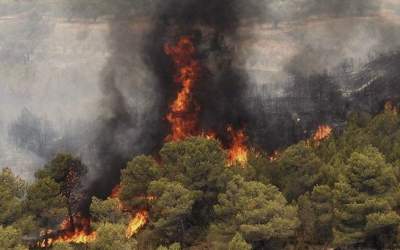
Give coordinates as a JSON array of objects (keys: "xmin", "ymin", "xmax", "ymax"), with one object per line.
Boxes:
[{"xmin": 80, "ymin": 0, "xmax": 398, "ymax": 205}]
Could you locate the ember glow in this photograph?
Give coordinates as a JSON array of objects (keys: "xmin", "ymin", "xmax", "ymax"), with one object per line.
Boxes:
[
  {"xmin": 165, "ymin": 36, "xmax": 201, "ymax": 141},
  {"xmin": 126, "ymin": 210, "xmax": 149, "ymax": 238},
  {"xmin": 269, "ymin": 150, "xmax": 279, "ymax": 162},
  {"xmin": 313, "ymin": 125, "xmax": 333, "ymax": 142},
  {"xmin": 227, "ymin": 126, "xmax": 249, "ymax": 166}
]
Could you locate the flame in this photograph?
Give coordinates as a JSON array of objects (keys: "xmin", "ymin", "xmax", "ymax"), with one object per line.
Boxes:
[
  {"xmin": 50, "ymin": 230, "xmax": 96, "ymax": 246},
  {"xmin": 126, "ymin": 210, "xmax": 149, "ymax": 238},
  {"xmin": 268, "ymin": 150, "xmax": 279, "ymax": 162},
  {"xmin": 227, "ymin": 126, "xmax": 249, "ymax": 166},
  {"xmin": 312, "ymin": 125, "xmax": 332, "ymax": 142},
  {"xmin": 110, "ymin": 185, "xmax": 152, "ymax": 238},
  {"xmin": 38, "ymin": 215, "xmax": 96, "ymax": 247},
  {"xmin": 164, "ymin": 36, "xmax": 201, "ymax": 141}
]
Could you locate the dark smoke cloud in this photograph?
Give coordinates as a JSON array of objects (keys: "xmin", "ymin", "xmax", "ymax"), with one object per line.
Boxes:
[
  {"xmin": 71, "ymin": 0, "xmax": 400, "ymax": 201},
  {"xmin": 87, "ymin": 0, "xmax": 251, "ymax": 198},
  {"xmin": 2, "ymin": 1, "xmax": 400, "ymax": 208}
]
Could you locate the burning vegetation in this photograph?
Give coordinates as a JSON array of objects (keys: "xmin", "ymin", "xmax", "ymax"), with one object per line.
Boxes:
[
  {"xmin": 38, "ymin": 215, "xmax": 96, "ymax": 247},
  {"xmin": 164, "ymin": 36, "xmax": 201, "ymax": 142},
  {"xmin": 312, "ymin": 125, "xmax": 333, "ymax": 142},
  {"xmin": 125, "ymin": 210, "xmax": 149, "ymax": 239},
  {"xmin": 226, "ymin": 126, "xmax": 249, "ymax": 166},
  {"xmin": 3, "ymin": 105, "xmax": 400, "ymax": 250},
  {"xmin": 164, "ymin": 36, "xmax": 250, "ymax": 166}
]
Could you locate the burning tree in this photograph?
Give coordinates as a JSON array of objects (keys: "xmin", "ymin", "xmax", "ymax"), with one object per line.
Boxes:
[
  {"xmin": 32, "ymin": 154, "xmax": 93, "ymax": 247},
  {"xmin": 35, "ymin": 154, "xmax": 88, "ymax": 231},
  {"xmin": 25, "ymin": 177, "xmax": 68, "ymax": 235}
]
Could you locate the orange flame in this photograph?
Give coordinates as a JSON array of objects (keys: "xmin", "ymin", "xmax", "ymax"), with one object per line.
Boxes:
[
  {"xmin": 227, "ymin": 126, "xmax": 249, "ymax": 166},
  {"xmin": 110, "ymin": 185, "xmax": 152, "ymax": 238},
  {"xmin": 126, "ymin": 210, "xmax": 149, "ymax": 238},
  {"xmin": 38, "ymin": 215, "xmax": 96, "ymax": 247},
  {"xmin": 312, "ymin": 125, "xmax": 332, "ymax": 142},
  {"xmin": 164, "ymin": 36, "xmax": 201, "ymax": 141}
]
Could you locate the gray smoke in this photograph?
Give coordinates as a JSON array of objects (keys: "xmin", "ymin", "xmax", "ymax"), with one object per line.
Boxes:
[{"xmin": 1, "ymin": 0, "xmax": 400, "ymax": 186}]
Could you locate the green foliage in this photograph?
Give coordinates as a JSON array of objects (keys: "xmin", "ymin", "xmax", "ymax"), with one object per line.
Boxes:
[
  {"xmin": 211, "ymin": 176, "xmax": 299, "ymax": 248},
  {"xmin": 156, "ymin": 242, "xmax": 182, "ymax": 250},
  {"xmin": 120, "ymin": 155, "xmax": 161, "ymax": 209},
  {"xmin": 3, "ymin": 109, "xmax": 400, "ymax": 249},
  {"xmin": 51, "ymin": 242, "xmax": 75, "ymax": 250},
  {"xmin": 160, "ymin": 137, "xmax": 227, "ymax": 193},
  {"xmin": 229, "ymin": 233, "xmax": 252, "ymax": 250},
  {"xmin": 88, "ymin": 223, "xmax": 137, "ymax": 250},
  {"xmin": 0, "ymin": 168, "xmax": 25, "ymax": 226},
  {"xmin": 275, "ymin": 142, "xmax": 322, "ymax": 201},
  {"xmin": 36, "ymin": 154, "xmax": 87, "ymax": 198},
  {"xmin": 298, "ymin": 185, "xmax": 333, "ymax": 244},
  {"xmin": 0, "ymin": 226, "xmax": 27, "ymax": 250},
  {"xmin": 333, "ymin": 146, "xmax": 400, "ymax": 248},
  {"xmin": 25, "ymin": 177, "xmax": 68, "ymax": 231},
  {"xmin": 147, "ymin": 179, "xmax": 200, "ymax": 245},
  {"xmin": 90, "ymin": 197, "xmax": 127, "ymax": 225},
  {"xmin": 160, "ymin": 137, "xmax": 230, "ymax": 229}
]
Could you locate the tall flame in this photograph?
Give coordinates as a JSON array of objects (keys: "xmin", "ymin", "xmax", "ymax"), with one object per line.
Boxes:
[
  {"xmin": 126, "ymin": 210, "xmax": 149, "ymax": 238},
  {"xmin": 164, "ymin": 36, "xmax": 201, "ymax": 141},
  {"xmin": 313, "ymin": 125, "xmax": 332, "ymax": 142},
  {"xmin": 227, "ymin": 126, "xmax": 249, "ymax": 166},
  {"xmin": 110, "ymin": 185, "xmax": 152, "ymax": 239}
]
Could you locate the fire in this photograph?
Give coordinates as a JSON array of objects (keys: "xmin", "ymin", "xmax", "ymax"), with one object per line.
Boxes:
[
  {"xmin": 110, "ymin": 185, "xmax": 152, "ymax": 238},
  {"xmin": 49, "ymin": 230, "xmax": 96, "ymax": 246},
  {"xmin": 126, "ymin": 210, "xmax": 149, "ymax": 238},
  {"xmin": 38, "ymin": 215, "xmax": 96, "ymax": 247},
  {"xmin": 227, "ymin": 126, "xmax": 249, "ymax": 166},
  {"xmin": 164, "ymin": 36, "xmax": 250, "ymax": 165},
  {"xmin": 164, "ymin": 36, "xmax": 201, "ymax": 141},
  {"xmin": 312, "ymin": 125, "xmax": 332, "ymax": 142},
  {"xmin": 269, "ymin": 150, "xmax": 279, "ymax": 162}
]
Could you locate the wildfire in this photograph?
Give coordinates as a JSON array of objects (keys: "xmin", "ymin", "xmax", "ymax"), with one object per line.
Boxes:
[
  {"xmin": 227, "ymin": 126, "xmax": 249, "ymax": 166},
  {"xmin": 38, "ymin": 215, "xmax": 96, "ymax": 247},
  {"xmin": 164, "ymin": 36, "xmax": 250, "ymax": 165},
  {"xmin": 126, "ymin": 210, "xmax": 149, "ymax": 238},
  {"xmin": 45, "ymin": 230, "xmax": 96, "ymax": 246},
  {"xmin": 269, "ymin": 150, "xmax": 279, "ymax": 162},
  {"xmin": 165, "ymin": 36, "xmax": 201, "ymax": 141},
  {"xmin": 312, "ymin": 125, "xmax": 332, "ymax": 142},
  {"xmin": 110, "ymin": 185, "xmax": 152, "ymax": 238}
]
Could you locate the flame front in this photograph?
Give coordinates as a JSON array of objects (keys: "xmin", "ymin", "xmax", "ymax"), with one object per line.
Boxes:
[
  {"xmin": 164, "ymin": 36, "xmax": 201, "ymax": 141},
  {"xmin": 38, "ymin": 215, "xmax": 96, "ymax": 247},
  {"xmin": 227, "ymin": 126, "xmax": 249, "ymax": 166},
  {"xmin": 313, "ymin": 125, "xmax": 332, "ymax": 142},
  {"xmin": 126, "ymin": 210, "xmax": 149, "ymax": 238},
  {"xmin": 50, "ymin": 230, "xmax": 96, "ymax": 246}
]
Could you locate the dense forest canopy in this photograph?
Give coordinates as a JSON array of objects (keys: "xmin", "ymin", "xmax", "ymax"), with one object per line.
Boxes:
[{"xmin": 2, "ymin": 106, "xmax": 400, "ymax": 249}]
